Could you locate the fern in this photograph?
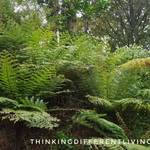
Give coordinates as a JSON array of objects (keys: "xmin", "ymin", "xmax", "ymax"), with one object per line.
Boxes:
[
  {"xmin": 0, "ymin": 51, "xmax": 18, "ymax": 97},
  {"xmin": 0, "ymin": 52, "xmax": 65, "ymax": 98},
  {"xmin": 0, "ymin": 97, "xmax": 18, "ymax": 108},
  {"xmin": 20, "ymin": 64, "xmax": 65, "ymax": 97},
  {"xmin": 87, "ymin": 94, "xmax": 150, "ymax": 113},
  {"xmin": 114, "ymin": 98, "xmax": 150, "ymax": 113},
  {"xmin": 0, "ymin": 97, "xmax": 59, "ymax": 129},
  {"xmin": 1, "ymin": 108, "xmax": 59, "ymax": 129},
  {"xmin": 0, "ymin": 52, "xmax": 64, "ymax": 130},
  {"xmin": 0, "ymin": 96, "xmax": 47, "ymax": 111},
  {"xmin": 94, "ymin": 48, "xmax": 150, "ymax": 100},
  {"xmin": 24, "ymin": 66, "xmax": 55, "ymax": 95},
  {"xmin": 73, "ymin": 110, "xmax": 127, "ymax": 140},
  {"xmin": 17, "ymin": 97, "xmax": 47, "ymax": 112},
  {"xmin": 105, "ymin": 57, "xmax": 150, "ymax": 100},
  {"xmin": 86, "ymin": 95, "xmax": 113, "ymax": 111}
]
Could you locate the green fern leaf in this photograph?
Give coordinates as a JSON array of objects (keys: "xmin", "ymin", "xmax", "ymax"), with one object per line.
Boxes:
[
  {"xmin": 0, "ymin": 52, "xmax": 18, "ymax": 97},
  {"xmin": 1, "ymin": 108, "xmax": 59, "ymax": 130},
  {"xmin": 0, "ymin": 97, "xmax": 19, "ymax": 108},
  {"xmin": 114, "ymin": 98, "xmax": 150, "ymax": 112},
  {"xmin": 73, "ymin": 110, "xmax": 127, "ymax": 140},
  {"xmin": 18, "ymin": 97, "xmax": 47, "ymax": 112},
  {"xmin": 86, "ymin": 95, "xmax": 113, "ymax": 110}
]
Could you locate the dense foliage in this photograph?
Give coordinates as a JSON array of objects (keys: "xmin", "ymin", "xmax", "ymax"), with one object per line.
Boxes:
[{"xmin": 0, "ymin": 0, "xmax": 150, "ymax": 150}]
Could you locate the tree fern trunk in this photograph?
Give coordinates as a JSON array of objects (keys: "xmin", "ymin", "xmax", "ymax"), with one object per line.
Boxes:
[{"xmin": 15, "ymin": 124, "xmax": 24, "ymax": 150}]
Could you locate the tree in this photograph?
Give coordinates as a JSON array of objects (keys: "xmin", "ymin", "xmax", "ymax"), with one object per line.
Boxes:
[
  {"xmin": 37, "ymin": 0, "xmax": 109, "ymax": 33},
  {"xmin": 95, "ymin": 0, "xmax": 150, "ymax": 50}
]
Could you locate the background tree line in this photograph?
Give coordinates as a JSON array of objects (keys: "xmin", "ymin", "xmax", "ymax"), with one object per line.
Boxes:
[
  {"xmin": 1, "ymin": 0, "xmax": 150, "ymax": 50},
  {"xmin": 37, "ymin": 0, "xmax": 150, "ymax": 50}
]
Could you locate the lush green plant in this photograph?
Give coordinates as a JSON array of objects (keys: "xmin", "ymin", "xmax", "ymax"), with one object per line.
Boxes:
[
  {"xmin": 0, "ymin": 51, "xmax": 65, "ymax": 99},
  {"xmin": 0, "ymin": 1, "xmax": 150, "ymax": 149},
  {"xmin": 0, "ymin": 97, "xmax": 59, "ymax": 129},
  {"xmin": 0, "ymin": 13, "xmax": 150, "ymax": 145},
  {"xmin": 73, "ymin": 110, "xmax": 128, "ymax": 140},
  {"xmin": 0, "ymin": 51, "xmax": 64, "ymax": 130}
]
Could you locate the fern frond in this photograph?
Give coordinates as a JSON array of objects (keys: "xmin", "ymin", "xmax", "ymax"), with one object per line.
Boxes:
[
  {"xmin": 25, "ymin": 66, "xmax": 55, "ymax": 94},
  {"xmin": 0, "ymin": 108, "xmax": 59, "ymax": 130},
  {"xmin": 17, "ymin": 97, "xmax": 47, "ymax": 112},
  {"xmin": 0, "ymin": 96, "xmax": 47, "ymax": 112},
  {"xmin": 114, "ymin": 98, "xmax": 150, "ymax": 112},
  {"xmin": 33, "ymin": 74, "xmax": 65, "ymax": 97},
  {"xmin": 0, "ymin": 97, "xmax": 19, "ymax": 108},
  {"xmin": 86, "ymin": 95, "xmax": 113, "ymax": 110},
  {"xmin": 73, "ymin": 110, "xmax": 127, "ymax": 140},
  {"xmin": 0, "ymin": 51, "xmax": 18, "ymax": 97},
  {"xmin": 24, "ymin": 65, "xmax": 64, "ymax": 97}
]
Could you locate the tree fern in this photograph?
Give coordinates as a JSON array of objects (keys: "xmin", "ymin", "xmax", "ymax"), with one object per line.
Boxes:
[{"xmin": 73, "ymin": 110, "xmax": 127, "ymax": 140}]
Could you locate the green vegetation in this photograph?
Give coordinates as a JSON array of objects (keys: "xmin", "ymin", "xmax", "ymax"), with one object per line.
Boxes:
[{"xmin": 0, "ymin": 0, "xmax": 150, "ymax": 150}]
